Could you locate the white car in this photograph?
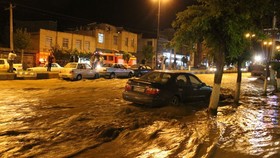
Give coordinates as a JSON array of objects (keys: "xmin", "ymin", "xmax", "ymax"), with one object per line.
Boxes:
[
  {"xmin": 97, "ymin": 63, "xmax": 134, "ymax": 79},
  {"xmin": 27, "ymin": 63, "xmax": 62, "ymax": 72},
  {"xmin": 0, "ymin": 58, "xmax": 22, "ymax": 72},
  {"xmin": 59, "ymin": 62, "xmax": 99, "ymax": 80}
]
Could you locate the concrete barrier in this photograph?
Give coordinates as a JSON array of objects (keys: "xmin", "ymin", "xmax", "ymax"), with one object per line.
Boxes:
[
  {"xmin": 0, "ymin": 72, "xmax": 16, "ymax": 80},
  {"xmin": 0, "ymin": 71, "xmax": 59, "ymax": 80}
]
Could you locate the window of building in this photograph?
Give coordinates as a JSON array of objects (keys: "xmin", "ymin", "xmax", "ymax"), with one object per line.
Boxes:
[
  {"xmin": 131, "ymin": 39, "xmax": 135, "ymax": 47},
  {"xmin": 84, "ymin": 41, "xmax": 90, "ymax": 50},
  {"xmin": 98, "ymin": 33, "xmax": 104, "ymax": 43},
  {"xmin": 62, "ymin": 38, "xmax": 69, "ymax": 48},
  {"xmin": 125, "ymin": 37, "xmax": 128, "ymax": 46},
  {"xmin": 76, "ymin": 40, "xmax": 82, "ymax": 49},
  {"xmin": 147, "ymin": 41, "xmax": 153, "ymax": 46},
  {"xmin": 45, "ymin": 36, "xmax": 52, "ymax": 47},
  {"xmin": 113, "ymin": 36, "xmax": 118, "ymax": 45}
]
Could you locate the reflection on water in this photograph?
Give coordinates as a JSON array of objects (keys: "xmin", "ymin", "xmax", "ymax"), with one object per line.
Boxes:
[{"xmin": 107, "ymin": 81, "xmax": 280, "ymax": 158}]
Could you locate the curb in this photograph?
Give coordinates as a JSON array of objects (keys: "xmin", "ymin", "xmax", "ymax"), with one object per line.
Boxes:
[{"xmin": 0, "ymin": 71, "xmax": 59, "ymax": 80}]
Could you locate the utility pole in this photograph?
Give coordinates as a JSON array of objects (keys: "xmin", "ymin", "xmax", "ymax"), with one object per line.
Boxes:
[{"xmin": 5, "ymin": 3, "xmax": 15, "ymax": 51}]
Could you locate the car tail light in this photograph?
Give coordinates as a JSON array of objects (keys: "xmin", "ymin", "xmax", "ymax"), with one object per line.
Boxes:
[
  {"xmin": 125, "ymin": 84, "xmax": 132, "ymax": 91},
  {"xmin": 145, "ymin": 87, "xmax": 160, "ymax": 95}
]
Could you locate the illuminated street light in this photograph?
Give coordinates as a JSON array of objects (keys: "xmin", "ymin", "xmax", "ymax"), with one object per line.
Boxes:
[
  {"xmin": 276, "ymin": 45, "xmax": 280, "ymax": 51},
  {"xmin": 245, "ymin": 33, "xmax": 255, "ymax": 39},
  {"xmin": 152, "ymin": 0, "xmax": 169, "ymax": 69}
]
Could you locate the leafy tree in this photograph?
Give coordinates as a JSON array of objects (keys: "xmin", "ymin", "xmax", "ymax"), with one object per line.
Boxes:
[
  {"xmin": 13, "ymin": 28, "xmax": 31, "ymax": 65},
  {"xmin": 142, "ymin": 45, "xmax": 153, "ymax": 62},
  {"xmin": 123, "ymin": 52, "xmax": 132, "ymax": 64},
  {"xmin": 172, "ymin": 0, "xmax": 269, "ymax": 115}
]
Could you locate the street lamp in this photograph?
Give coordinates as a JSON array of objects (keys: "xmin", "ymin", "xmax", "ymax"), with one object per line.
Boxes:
[
  {"xmin": 153, "ymin": 0, "xmax": 169, "ymax": 69},
  {"xmin": 156, "ymin": 0, "xmax": 161, "ymax": 69}
]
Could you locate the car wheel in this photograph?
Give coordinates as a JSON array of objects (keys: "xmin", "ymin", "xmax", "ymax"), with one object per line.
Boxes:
[
  {"xmin": 76, "ymin": 74, "xmax": 82, "ymax": 80},
  {"xmin": 109, "ymin": 73, "xmax": 115, "ymax": 79},
  {"xmin": 128, "ymin": 72, "xmax": 133, "ymax": 78},
  {"xmin": 170, "ymin": 95, "xmax": 180, "ymax": 106}
]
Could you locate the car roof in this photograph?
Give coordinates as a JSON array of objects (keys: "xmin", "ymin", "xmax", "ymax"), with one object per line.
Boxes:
[{"xmin": 153, "ymin": 70, "xmax": 193, "ymax": 75}]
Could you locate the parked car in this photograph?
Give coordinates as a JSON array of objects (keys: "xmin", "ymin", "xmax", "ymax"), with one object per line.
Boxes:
[
  {"xmin": 0, "ymin": 58, "xmax": 22, "ymax": 72},
  {"xmin": 208, "ymin": 66, "xmax": 217, "ymax": 72},
  {"xmin": 130, "ymin": 64, "xmax": 153, "ymax": 77},
  {"xmin": 27, "ymin": 63, "xmax": 62, "ymax": 72},
  {"xmin": 59, "ymin": 62, "xmax": 99, "ymax": 80},
  {"xmin": 122, "ymin": 70, "xmax": 212, "ymax": 106},
  {"xmin": 249, "ymin": 64, "xmax": 266, "ymax": 76},
  {"xmin": 97, "ymin": 63, "xmax": 134, "ymax": 79}
]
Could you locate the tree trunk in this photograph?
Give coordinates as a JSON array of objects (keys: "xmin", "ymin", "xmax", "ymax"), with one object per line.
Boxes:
[
  {"xmin": 208, "ymin": 51, "xmax": 225, "ymax": 115},
  {"xmin": 21, "ymin": 49, "xmax": 24, "ymax": 64},
  {"xmin": 276, "ymin": 70, "xmax": 280, "ymax": 91},
  {"xmin": 263, "ymin": 61, "xmax": 270, "ymax": 95},
  {"xmin": 194, "ymin": 41, "xmax": 203, "ymax": 67},
  {"xmin": 234, "ymin": 58, "xmax": 242, "ymax": 105}
]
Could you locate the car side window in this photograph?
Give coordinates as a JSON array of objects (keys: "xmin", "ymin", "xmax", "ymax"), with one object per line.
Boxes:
[
  {"xmin": 176, "ymin": 75, "xmax": 187, "ymax": 86},
  {"xmin": 85, "ymin": 64, "xmax": 91, "ymax": 69},
  {"xmin": 78, "ymin": 64, "xmax": 85, "ymax": 69},
  {"xmin": 161, "ymin": 74, "xmax": 171, "ymax": 83},
  {"xmin": 189, "ymin": 75, "xmax": 202, "ymax": 87},
  {"xmin": 120, "ymin": 65, "xmax": 125, "ymax": 69}
]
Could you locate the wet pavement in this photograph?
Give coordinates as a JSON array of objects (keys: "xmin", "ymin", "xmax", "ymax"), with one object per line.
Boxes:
[{"xmin": 0, "ymin": 73, "xmax": 280, "ymax": 158}]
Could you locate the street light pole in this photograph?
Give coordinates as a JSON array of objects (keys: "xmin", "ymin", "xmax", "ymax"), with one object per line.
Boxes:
[{"xmin": 155, "ymin": 0, "xmax": 161, "ymax": 70}]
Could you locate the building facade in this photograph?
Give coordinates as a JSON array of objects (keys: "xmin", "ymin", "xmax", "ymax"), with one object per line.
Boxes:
[{"xmin": 28, "ymin": 29, "xmax": 96, "ymax": 66}]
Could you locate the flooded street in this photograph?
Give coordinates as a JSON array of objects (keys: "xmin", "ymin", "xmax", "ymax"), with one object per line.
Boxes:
[{"xmin": 0, "ymin": 73, "xmax": 280, "ymax": 158}]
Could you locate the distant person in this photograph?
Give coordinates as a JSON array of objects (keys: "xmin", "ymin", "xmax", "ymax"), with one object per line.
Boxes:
[
  {"xmin": 47, "ymin": 52, "xmax": 55, "ymax": 71},
  {"xmin": 141, "ymin": 58, "xmax": 146, "ymax": 65},
  {"xmin": 7, "ymin": 51, "xmax": 17, "ymax": 73},
  {"xmin": 70, "ymin": 55, "xmax": 74, "ymax": 62}
]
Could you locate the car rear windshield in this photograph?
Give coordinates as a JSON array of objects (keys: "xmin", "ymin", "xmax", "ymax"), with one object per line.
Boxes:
[
  {"xmin": 141, "ymin": 72, "xmax": 171, "ymax": 84},
  {"xmin": 102, "ymin": 63, "xmax": 113, "ymax": 67}
]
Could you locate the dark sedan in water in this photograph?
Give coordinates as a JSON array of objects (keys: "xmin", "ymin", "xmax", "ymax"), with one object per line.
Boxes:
[{"xmin": 122, "ymin": 70, "xmax": 212, "ymax": 106}]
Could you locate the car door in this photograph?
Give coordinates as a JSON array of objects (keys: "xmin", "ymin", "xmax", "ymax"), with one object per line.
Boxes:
[
  {"xmin": 77, "ymin": 63, "xmax": 87, "ymax": 77},
  {"xmin": 175, "ymin": 74, "xmax": 194, "ymax": 102},
  {"xmin": 119, "ymin": 64, "xmax": 129, "ymax": 77},
  {"xmin": 187, "ymin": 74, "xmax": 208, "ymax": 101},
  {"xmin": 85, "ymin": 63, "xmax": 95, "ymax": 78}
]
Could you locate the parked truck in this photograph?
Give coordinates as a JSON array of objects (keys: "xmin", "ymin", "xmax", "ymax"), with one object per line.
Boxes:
[{"xmin": 0, "ymin": 58, "xmax": 22, "ymax": 72}]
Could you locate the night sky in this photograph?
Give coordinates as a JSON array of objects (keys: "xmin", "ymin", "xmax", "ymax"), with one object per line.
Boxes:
[{"xmin": 0, "ymin": 0, "xmax": 195, "ymax": 34}]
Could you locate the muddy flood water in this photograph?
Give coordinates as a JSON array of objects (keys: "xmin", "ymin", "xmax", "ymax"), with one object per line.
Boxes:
[{"xmin": 0, "ymin": 73, "xmax": 279, "ymax": 158}]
